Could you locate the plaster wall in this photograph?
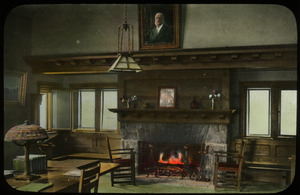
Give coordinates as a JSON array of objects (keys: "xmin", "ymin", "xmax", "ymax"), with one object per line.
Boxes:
[{"xmin": 25, "ymin": 4, "xmax": 297, "ymax": 55}]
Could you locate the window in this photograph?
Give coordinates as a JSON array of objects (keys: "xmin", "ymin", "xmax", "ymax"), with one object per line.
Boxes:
[
  {"xmin": 246, "ymin": 89, "xmax": 270, "ymax": 136},
  {"xmin": 39, "ymin": 83, "xmax": 118, "ymax": 132},
  {"xmin": 280, "ymin": 90, "xmax": 297, "ymax": 136},
  {"xmin": 73, "ymin": 89, "xmax": 96, "ymax": 130},
  {"xmin": 52, "ymin": 90, "xmax": 71, "ymax": 129},
  {"xmin": 241, "ymin": 82, "xmax": 296, "ymax": 138},
  {"xmin": 39, "ymin": 89, "xmax": 71, "ymax": 130},
  {"xmin": 72, "ymin": 88, "xmax": 118, "ymax": 131},
  {"xmin": 100, "ymin": 89, "xmax": 118, "ymax": 130},
  {"xmin": 39, "ymin": 93, "xmax": 48, "ymax": 129}
]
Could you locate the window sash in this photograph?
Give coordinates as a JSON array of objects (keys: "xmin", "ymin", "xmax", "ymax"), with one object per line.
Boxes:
[
  {"xmin": 74, "ymin": 89, "xmax": 96, "ymax": 130},
  {"xmin": 52, "ymin": 90, "xmax": 71, "ymax": 129},
  {"xmin": 100, "ymin": 89, "xmax": 118, "ymax": 130},
  {"xmin": 246, "ymin": 89, "xmax": 271, "ymax": 136},
  {"xmin": 279, "ymin": 90, "xmax": 297, "ymax": 136},
  {"xmin": 39, "ymin": 93, "xmax": 48, "ymax": 130}
]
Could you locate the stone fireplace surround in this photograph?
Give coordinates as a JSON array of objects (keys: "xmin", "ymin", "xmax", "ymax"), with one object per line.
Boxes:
[{"xmin": 120, "ymin": 122, "xmax": 227, "ymax": 180}]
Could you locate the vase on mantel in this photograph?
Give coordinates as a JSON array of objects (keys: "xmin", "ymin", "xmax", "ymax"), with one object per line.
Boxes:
[
  {"xmin": 127, "ymin": 102, "xmax": 130, "ymax": 109},
  {"xmin": 211, "ymin": 98, "xmax": 215, "ymax": 110},
  {"xmin": 190, "ymin": 97, "xmax": 198, "ymax": 109}
]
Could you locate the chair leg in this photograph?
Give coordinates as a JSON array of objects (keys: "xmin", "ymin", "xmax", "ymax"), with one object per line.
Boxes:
[
  {"xmin": 213, "ymin": 162, "xmax": 218, "ymax": 185},
  {"xmin": 237, "ymin": 171, "xmax": 241, "ymax": 192},
  {"xmin": 132, "ymin": 153, "xmax": 136, "ymax": 185},
  {"xmin": 132, "ymin": 170, "xmax": 136, "ymax": 185},
  {"xmin": 111, "ymin": 172, "xmax": 114, "ymax": 186}
]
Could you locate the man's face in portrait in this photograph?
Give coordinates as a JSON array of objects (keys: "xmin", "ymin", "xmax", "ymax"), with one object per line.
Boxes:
[{"xmin": 155, "ymin": 13, "xmax": 163, "ymax": 27}]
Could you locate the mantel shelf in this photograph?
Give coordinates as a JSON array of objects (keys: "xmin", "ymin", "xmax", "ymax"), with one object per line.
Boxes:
[{"xmin": 109, "ymin": 108, "xmax": 236, "ymax": 124}]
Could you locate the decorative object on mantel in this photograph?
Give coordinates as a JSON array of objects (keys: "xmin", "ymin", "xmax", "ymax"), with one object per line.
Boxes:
[
  {"xmin": 190, "ymin": 97, "xmax": 199, "ymax": 109},
  {"xmin": 142, "ymin": 103, "xmax": 150, "ymax": 109},
  {"xmin": 108, "ymin": 4, "xmax": 142, "ymax": 73},
  {"xmin": 108, "ymin": 108, "xmax": 236, "ymax": 124},
  {"xmin": 4, "ymin": 120, "xmax": 48, "ymax": 181},
  {"xmin": 158, "ymin": 87, "xmax": 176, "ymax": 109},
  {"xmin": 120, "ymin": 95, "xmax": 138, "ymax": 109},
  {"xmin": 208, "ymin": 90, "xmax": 221, "ymax": 110}
]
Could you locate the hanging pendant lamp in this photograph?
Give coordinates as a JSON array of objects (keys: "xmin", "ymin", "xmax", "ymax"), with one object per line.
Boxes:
[{"xmin": 108, "ymin": 5, "xmax": 142, "ymax": 73}]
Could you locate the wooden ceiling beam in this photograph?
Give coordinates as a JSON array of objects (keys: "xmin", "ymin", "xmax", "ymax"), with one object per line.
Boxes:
[{"xmin": 24, "ymin": 44, "xmax": 297, "ymax": 74}]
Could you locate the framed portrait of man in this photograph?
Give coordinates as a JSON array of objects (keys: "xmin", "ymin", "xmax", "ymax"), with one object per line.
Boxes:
[{"xmin": 139, "ymin": 4, "xmax": 180, "ymax": 50}]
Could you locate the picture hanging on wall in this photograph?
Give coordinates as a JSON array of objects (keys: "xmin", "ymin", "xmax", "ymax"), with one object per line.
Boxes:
[
  {"xmin": 139, "ymin": 4, "xmax": 180, "ymax": 50},
  {"xmin": 4, "ymin": 70, "xmax": 28, "ymax": 106},
  {"xmin": 158, "ymin": 87, "xmax": 176, "ymax": 109}
]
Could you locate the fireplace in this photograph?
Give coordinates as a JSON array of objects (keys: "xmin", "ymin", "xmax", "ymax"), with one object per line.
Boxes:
[
  {"xmin": 120, "ymin": 122, "xmax": 228, "ymax": 181},
  {"xmin": 139, "ymin": 141, "xmax": 211, "ymax": 180}
]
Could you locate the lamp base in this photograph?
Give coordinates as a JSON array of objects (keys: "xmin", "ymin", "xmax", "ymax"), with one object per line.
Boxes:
[{"xmin": 15, "ymin": 174, "xmax": 41, "ymax": 181}]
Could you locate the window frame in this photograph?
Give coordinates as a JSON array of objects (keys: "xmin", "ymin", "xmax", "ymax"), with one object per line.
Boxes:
[
  {"xmin": 38, "ymin": 82, "xmax": 68, "ymax": 131},
  {"xmin": 246, "ymin": 88, "xmax": 271, "ymax": 137},
  {"xmin": 240, "ymin": 81, "xmax": 296, "ymax": 138},
  {"xmin": 100, "ymin": 89, "xmax": 118, "ymax": 130},
  {"xmin": 70, "ymin": 83, "xmax": 118, "ymax": 132},
  {"xmin": 38, "ymin": 92, "xmax": 51, "ymax": 130}
]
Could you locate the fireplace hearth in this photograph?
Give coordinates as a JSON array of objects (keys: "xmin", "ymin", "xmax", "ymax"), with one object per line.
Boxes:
[
  {"xmin": 139, "ymin": 141, "xmax": 210, "ymax": 181},
  {"xmin": 120, "ymin": 122, "xmax": 228, "ymax": 181},
  {"xmin": 121, "ymin": 122, "xmax": 227, "ymax": 180}
]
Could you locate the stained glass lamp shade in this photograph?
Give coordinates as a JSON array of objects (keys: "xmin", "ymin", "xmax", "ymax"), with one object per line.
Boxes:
[
  {"xmin": 108, "ymin": 54, "xmax": 142, "ymax": 72},
  {"xmin": 4, "ymin": 120, "xmax": 48, "ymax": 180}
]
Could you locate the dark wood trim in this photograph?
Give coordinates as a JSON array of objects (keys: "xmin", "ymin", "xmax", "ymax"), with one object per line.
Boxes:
[
  {"xmin": 69, "ymin": 83, "xmax": 117, "ymax": 89},
  {"xmin": 24, "ymin": 44, "xmax": 297, "ymax": 74},
  {"xmin": 109, "ymin": 108, "xmax": 236, "ymax": 124}
]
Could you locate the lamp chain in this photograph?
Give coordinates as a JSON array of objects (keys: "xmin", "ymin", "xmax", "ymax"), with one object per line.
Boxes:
[
  {"xmin": 117, "ymin": 4, "xmax": 134, "ymax": 55},
  {"xmin": 124, "ymin": 4, "xmax": 127, "ymax": 24}
]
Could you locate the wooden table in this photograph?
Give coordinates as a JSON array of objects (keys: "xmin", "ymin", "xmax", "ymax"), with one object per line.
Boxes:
[
  {"xmin": 6, "ymin": 159, "xmax": 120, "ymax": 192},
  {"xmin": 52, "ymin": 152, "xmax": 121, "ymax": 161}
]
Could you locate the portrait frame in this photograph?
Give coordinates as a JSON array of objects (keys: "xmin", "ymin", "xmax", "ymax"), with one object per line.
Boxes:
[
  {"xmin": 158, "ymin": 87, "xmax": 176, "ymax": 109},
  {"xmin": 4, "ymin": 70, "xmax": 28, "ymax": 106},
  {"xmin": 139, "ymin": 4, "xmax": 180, "ymax": 50}
]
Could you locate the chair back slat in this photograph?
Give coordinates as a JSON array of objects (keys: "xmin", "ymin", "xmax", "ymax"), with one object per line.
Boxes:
[
  {"xmin": 81, "ymin": 179, "xmax": 100, "ymax": 193},
  {"xmin": 79, "ymin": 163, "xmax": 101, "ymax": 193},
  {"xmin": 83, "ymin": 165, "xmax": 101, "ymax": 178},
  {"xmin": 106, "ymin": 136, "xmax": 113, "ymax": 162}
]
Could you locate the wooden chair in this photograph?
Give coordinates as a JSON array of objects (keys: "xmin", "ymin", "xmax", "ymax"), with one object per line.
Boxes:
[
  {"xmin": 213, "ymin": 139, "xmax": 247, "ymax": 191},
  {"xmin": 106, "ymin": 136, "xmax": 136, "ymax": 186},
  {"xmin": 79, "ymin": 162, "xmax": 101, "ymax": 193}
]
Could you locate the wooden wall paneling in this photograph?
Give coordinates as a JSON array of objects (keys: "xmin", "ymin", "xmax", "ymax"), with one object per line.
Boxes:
[
  {"xmin": 118, "ymin": 70, "xmax": 230, "ymax": 110},
  {"xmin": 68, "ymin": 132, "xmax": 121, "ymax": 154}
]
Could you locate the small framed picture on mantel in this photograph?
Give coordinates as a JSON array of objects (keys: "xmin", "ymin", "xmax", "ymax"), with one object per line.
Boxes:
[{"xmin": 158, "ymin": 87, "xmax": 176, "ymax": 109}]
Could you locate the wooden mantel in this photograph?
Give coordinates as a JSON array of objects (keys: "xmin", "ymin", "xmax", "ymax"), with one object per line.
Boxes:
[
  {"xmin": 24, "ymin": 44, "xmax": 296, "ymax": 74},
  {"xmin": 109, "ymin": 108, "xmax": 236, "ymax": 124}
]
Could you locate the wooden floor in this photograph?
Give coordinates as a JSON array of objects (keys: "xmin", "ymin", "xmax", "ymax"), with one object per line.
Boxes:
[{"xmin": 96, "ymin": 174, "xmax": 293, "ymax": 194}]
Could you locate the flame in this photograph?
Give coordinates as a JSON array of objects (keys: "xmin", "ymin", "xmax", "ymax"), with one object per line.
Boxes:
[{"xmin": 158, "ymin": 151, "xmax": 184, "ymax": 165}]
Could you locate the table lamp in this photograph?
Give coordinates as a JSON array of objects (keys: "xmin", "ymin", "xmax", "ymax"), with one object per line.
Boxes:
[{"xmin": 4, "ymin": 120, "xmax": 48, "ymax": 180}]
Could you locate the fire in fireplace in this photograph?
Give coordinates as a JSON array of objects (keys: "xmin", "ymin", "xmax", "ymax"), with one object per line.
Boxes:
[
  {"xmin": 158, "ymin": 151, "xmax": 184, "ymax": 165},
  {"xmin": 139, "ymin": 141, "xmax": 210, "ymax": 181}
]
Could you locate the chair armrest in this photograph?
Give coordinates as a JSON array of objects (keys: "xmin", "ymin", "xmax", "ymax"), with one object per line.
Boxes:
[
  {"xmin": 214, "ymin": 151, "xmax": 238, "ymax": 154},
  {"xmin": 215, "ymin": 154, "xmax": 242, "ymax": 159},
  {"xmin": 215, "ymin": 152, "xmax": 240, "ymax": 156},
  {"xmin": 111, "ymin": 148, "xmax": 134, "ymax": 152},
  {"xmin": 111, "ymin": 152, "xmax": 136, "ymax": 155}
]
